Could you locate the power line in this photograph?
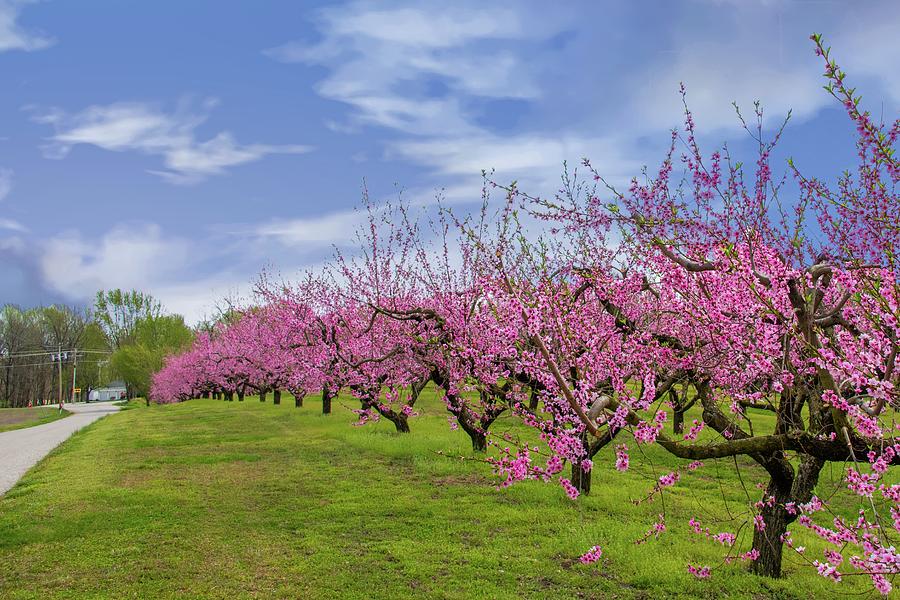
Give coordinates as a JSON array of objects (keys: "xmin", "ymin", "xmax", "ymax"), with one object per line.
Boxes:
[
  {"xmin": 0, "ymin": 348, "xmax": 111, "ymax": 359},
  {"xmin": 0, "ymin": 358, "xmax": 111, "ymax": 369}
]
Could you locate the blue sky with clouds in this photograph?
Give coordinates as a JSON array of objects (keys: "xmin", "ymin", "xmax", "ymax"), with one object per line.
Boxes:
[{"xmin": 1, "ymin": 0, "xmax": 898, "ymax": 321}]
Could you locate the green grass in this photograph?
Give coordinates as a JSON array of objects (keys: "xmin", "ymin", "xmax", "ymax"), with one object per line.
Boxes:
[
  {"xmin": 0, "ymin": 389, "xmax": 888, "ymax": 599},
  {"xmin": 0, "ymin": 406, "xmax": 70, "ymax": 433}
]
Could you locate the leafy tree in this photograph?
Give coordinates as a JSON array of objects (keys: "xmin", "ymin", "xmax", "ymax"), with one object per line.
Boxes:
[
  {"xmin": 0, "ymin": 304, "xmax": 97, "ymax": 406},
  {"xmin": 0, "ymin": 306, "xmax": 44, "ymax": 407},
  {"xmin": 40, "ymin": 305, "xmax": 87, "ymax": 353},
  {"xmin": 76, "ymin": 322, "xmax": 112, "ymax": 390},
  {"xmin": 94, "ymin": 289, "xmax": 162, "ymax": 350},
  {"xmin": 111, "ymin": 314, "xmax": 193, "ymax": 403}
]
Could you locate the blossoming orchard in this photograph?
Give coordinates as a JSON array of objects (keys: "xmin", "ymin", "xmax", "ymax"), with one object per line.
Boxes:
[{"xmin": 151, "ymin": 37, "xmax": 900, "ymax": 594}]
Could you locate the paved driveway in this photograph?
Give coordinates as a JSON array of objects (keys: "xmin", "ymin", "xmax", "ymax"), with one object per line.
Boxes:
[{"xmin": 0, "ymin": 402, "xmax": 120, "ymax": 495}]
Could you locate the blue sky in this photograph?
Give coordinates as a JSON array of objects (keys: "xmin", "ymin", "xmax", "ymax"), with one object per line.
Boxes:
[{"xmin": 1, "ymin": 0, "xmax": 898, "ymax": 322}]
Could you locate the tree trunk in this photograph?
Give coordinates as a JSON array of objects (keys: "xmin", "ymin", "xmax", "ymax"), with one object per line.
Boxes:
[
  {"xmin": 392, "ymin": 414, "xmax": 410, "ymax": 433},
  {"xmin": 237, "ymin": 390, "xmax": 244, "ymax": 402},
  {"xmin": 260, "ymin": 389, "xmax": 267, "ymax": 403},
  {"xmin": 452, "ymin": 411, "xmax": 488, "ymax": 452},
  {"xmin": 750, "ymin": 485, "xmax": 790, "ymax": 578},
  {"xmin": 528, "ymin": 387, "xmax": 539, "ymax": 411},
  {"xmin": 224, "ymin": 391, "xmax": 233, "ymax": 402},
  {"xmin": 322, "ymin": 387, "xmax": 333, "ymax": 414},
  {"xmin": 450, "ymin": 406, "xmax": 488, "ymax": 451},
  {"xmin": 571, "ymin": 461, "xmax": 592, "ymax": 495},
  {"xmin": 295, "ymin": 394, "xmax": 303, "ymax": 408},
  {"xmin": 673, "ymin": 406, "xmax": 686, "ymax": 434},
  {"xmin": 273, "ymin": 389, "xmax": 281, "ymax": 405}
]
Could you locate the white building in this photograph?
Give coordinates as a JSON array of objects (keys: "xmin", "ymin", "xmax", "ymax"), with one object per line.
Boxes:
[{"xmin": 89, "ymin": 380, "xmax": 127, "ymax": 402}]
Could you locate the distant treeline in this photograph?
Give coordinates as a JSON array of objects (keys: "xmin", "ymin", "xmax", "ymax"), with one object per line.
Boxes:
[{"xmin": 0, "ymin": 290, "xmax": 194, "ymax": 407}]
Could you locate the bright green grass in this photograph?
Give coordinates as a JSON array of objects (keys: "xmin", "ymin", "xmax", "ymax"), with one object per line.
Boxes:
[
  {"xmin": 0, "ymin": 406, "xmax": 70, "ymax": 433},
  {"xmin": 0, "ymin": 389, "xmax": 887, "ymax": 599}
]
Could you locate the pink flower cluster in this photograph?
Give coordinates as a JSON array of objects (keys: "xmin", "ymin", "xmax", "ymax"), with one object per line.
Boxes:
[
  {"xmin": 559, "ymin": 477, "xmax": 580, "ymax": 500},
  {"xmin": 686, "ymin": 564, "xmax": 711, "ymax": 579},
  {"xmin": 578, "ymin": 545, "xmax": 603, "ymax": 564}
]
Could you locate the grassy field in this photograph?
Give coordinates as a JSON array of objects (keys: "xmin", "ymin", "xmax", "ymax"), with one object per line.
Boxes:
[
  {"xmin": 0, "ymin": 406, "xmax": 70, "ymax": 433},
  {"xmin": 0, "ymin": 389, "xmax": 887, "ymax": 599}
]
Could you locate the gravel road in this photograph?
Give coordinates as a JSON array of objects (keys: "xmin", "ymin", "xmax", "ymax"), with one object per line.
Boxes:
[{"xmin": 0, "ymin": 402, "xmax": 120, "ymax": 495}]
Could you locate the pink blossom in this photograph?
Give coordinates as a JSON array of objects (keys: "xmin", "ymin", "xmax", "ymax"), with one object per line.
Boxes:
[
  {"xmin": 579, "ymin": 545, "xmax": 603, "ymax": 564},
  {"xmin": 687, "ymin": 564, "xmax": 711, "ymax": 579}
]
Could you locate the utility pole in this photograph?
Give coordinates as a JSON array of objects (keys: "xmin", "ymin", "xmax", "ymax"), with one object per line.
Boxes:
[
  {"xmin": 71, "ymin": 349, "xmax": 78, "ymax": 403},
  {"xmin": 57, "ymin": 344, "xmax": 63, "ymax": 407}
]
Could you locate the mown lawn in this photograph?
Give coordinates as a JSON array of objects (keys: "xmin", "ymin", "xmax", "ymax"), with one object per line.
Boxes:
[
  {"xmin": 0, "ymin": 406, "xmax": 70, "ymax": 433},
  {"xmin": 0, "ymin": 389, "xmax": 888, "ymax": 599}
]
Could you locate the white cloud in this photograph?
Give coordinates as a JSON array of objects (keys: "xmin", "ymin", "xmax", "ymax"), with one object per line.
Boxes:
[
  {"xmin": 32, "ymin": 100, "xmax": 312, "ymax": 184},
  {"xmin": 0, "ymin": 0, "xmax": 53, "ymax": 52},
  {"xmin": 389, "ymin": 133, "xmax": 642, "ymax": 207},
  {"xmin": 149, "ymin": 275, "xmax": 254, "ymax": 325},
  {"xmin": 835, "ymin": 8, "xmax": 900, "ymax": 107},
  {"xmin": 631, "ymin": 48, "xmax": 826, "ymax": 133},
  {"xmin": 271, "ymin": 0, "xmax": 900, "ymax": 204},
  {"xmin": 0, "ymin": 167, "xmax": 12, "ymax": 201},
  {"xmin": 265, "ymin": 2, "xmax": 556, "ymax": 136},
  {"xmin": 324, "ymin": 6, "xmax": 523, "ymax": 49},
  {"xmin": 628, "ymin": 2, "xmax": 900, "ymax": 134},
  {"xmin": 267, "ymin": 4, "xmax": 526, "ymax": 55},
  {"xmin": 36, "ymin": 223, "xmax": 251, "ymax": 323},
  {"xmin": 252, "ymin": 209, "xmax": 364, "ymax": 246},
  {"xmin": 0, "ymin": 233, "xmax": 25, "ymax": 252},
  {"xmin": 0, "ymin": 168, "xmax": 25, "ymax": 231},
  {"xmin": 34, "ymin": 217, "xmax": 354, "ymax": 323},
  {"xmin": 392, "ymin": 134, "xmax": 635, "ymax": 178},
  {"xmin": 39, "ymin": 224, "xmax": 190, "ymax": 299},
  {"xmin": 265, "ymin": 2, "xmax": 633, "ymax": 202},
  {"xmin": 0, "ymin": 217, "xmax": 26, "ymax": 232}
]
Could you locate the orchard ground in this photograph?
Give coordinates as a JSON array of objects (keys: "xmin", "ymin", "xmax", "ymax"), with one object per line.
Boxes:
[
  {"xmin": 0, "ymin": 407, "xmax": 70, "ymax": 434},
  {"xmin": 0, "ymin": 389, "xmax": 888, "ymax": 599}
]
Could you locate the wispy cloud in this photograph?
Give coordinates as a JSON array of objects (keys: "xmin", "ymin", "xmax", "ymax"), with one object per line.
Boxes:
[
  {"xmin": 39, "ymin": 224, "xmax": 190, "ymax": 297},
  {"xmin": 266, "ymin": 2, "xmax": 644, "ymax": 201},
  {"xmin": 834, "ymin": 4, "xmax": 900, "ymax": 106},
  {"xmin": 34, "ymin": 222, "xmax": 244, "ymax": 321},
  {"xmin": 268, "ymin": 0, "xmax": 900, "ymax": 202},
  {"xmin": 33, "ymin": 218, "xmax": 348, "ymax": 322},
  {"xmin": 0, "ymin": 218, "xmax": 27, "ymax": 232},
  {"xmin": 391, "ymin": 134, "xmax": 636, "ymax": 179},
  {"xmin": 251, "ymin": 209, "xmax": 364, "ymax": 246},
  {"xmin": 265, "ymin": 2, "xmax": 559, "ymax": 136},
  {"xmin": 30, "ymin": 99, "xmax": 312, "ymax": 184},
  {"xmin": 0, "ymin": 0, "xmax": 53, "ymax": 52},
  {"xmin": 0, "ymin": 168, "xmax": 26, "ymax": 230},
  {"xmin": 0, "ymin": 168, "xmax": 12, "ymax": 201}
]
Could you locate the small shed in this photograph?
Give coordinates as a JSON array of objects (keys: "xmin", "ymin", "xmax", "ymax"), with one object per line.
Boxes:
[{"xmin": 91, "ymin": 380, "xmax": 127, "ymax": 402}]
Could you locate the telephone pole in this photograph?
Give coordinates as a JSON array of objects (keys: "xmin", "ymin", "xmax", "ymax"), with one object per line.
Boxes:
[
  {"xmin": 71, "ymin": 349, "xmax": 78, "ymax": 402},
  {"xmin": 57, "ymin": 344, "xmax": 63, "ymax": 406}
]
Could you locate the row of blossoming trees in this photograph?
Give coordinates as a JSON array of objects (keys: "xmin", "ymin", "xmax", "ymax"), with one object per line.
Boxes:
[{"xmin": 151, "ymin": 37, "xmax": 899, "ymax": 593}]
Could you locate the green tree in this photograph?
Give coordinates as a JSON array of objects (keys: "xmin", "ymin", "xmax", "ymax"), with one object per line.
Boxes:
[
  {"xmin": 0, "ymin": 306, "xmax": 44, "ymax": 407},
  {"xmin": 94, "ymin": 289, "xmax": 162, "ymax": 350},
  {"xmin": 76, "ymin": 322, "xmax": 111, "ymax": 391},
  {"xmin": 1, "ymin": 304, "xmax": 98, "ymax": 407},
  {"xmin": 110, "ymin": 314, "xmax": 193, "ymax": 404}
]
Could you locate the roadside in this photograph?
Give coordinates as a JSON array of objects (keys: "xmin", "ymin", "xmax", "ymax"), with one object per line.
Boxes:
[
  {"xmin": 0, "ymin": 406, "xmax": 72, "ymax": 434},
  {"xmin": 0, "ymin": 401, "xmax": 120, "ymax": 495}
]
